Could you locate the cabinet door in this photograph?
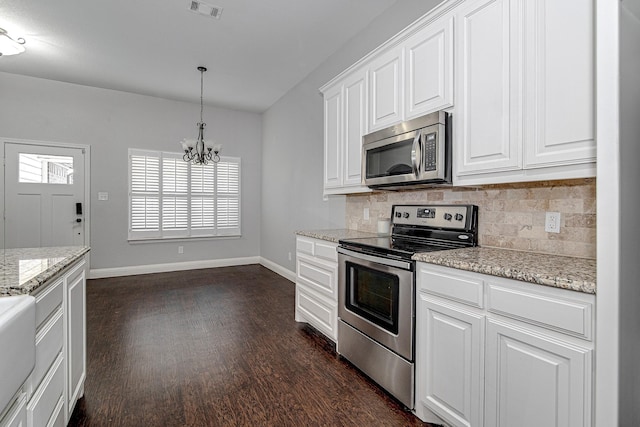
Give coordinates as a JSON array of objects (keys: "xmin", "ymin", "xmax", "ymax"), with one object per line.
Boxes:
[
  {"xmin": 323, "ymin": 85, "xmax": 343, "ymax": 189},
  {"xmin": 66, "ymin": 266, "xmax": 86, "ymax": 416},
  {"xmin": 415, "ymin": 293, "xmax": 484, "ymax": 427},
  {"xmin": 405, "ymin": 14, "xmax": 454, "ymax": 120},
  {"xmin": 485, "ymin": 318, "xmax": 592, "ymax": 427},
  {"xmin": 368, "ymin": 46, "xmax": 404, "ymax": 132},
  {"xmin": 454, "ymin": 0, "xmax": 521, "ymax": 175},
  {"xmin": 522, "ymin": 0, "xmax": 595, "ymax": 168},
  {"xmin": 342, "ymin": 71, "xmax": 368, "ymax": 188}
]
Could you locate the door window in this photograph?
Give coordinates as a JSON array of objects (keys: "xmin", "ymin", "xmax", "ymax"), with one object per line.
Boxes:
[{"xmin": 19, "ymin": 153, "xmax": 74, "ymax": 184}]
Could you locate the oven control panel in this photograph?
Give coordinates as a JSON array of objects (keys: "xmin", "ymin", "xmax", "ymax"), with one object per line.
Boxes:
[{"xmin": 391, "ymin": 205, "xmax": 473, "ymax": 230}]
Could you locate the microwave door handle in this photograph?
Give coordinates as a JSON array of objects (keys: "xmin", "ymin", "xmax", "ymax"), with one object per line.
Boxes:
[{"xmin": 411, "ymin": 130, "xmax": 422, "ymax": 177}]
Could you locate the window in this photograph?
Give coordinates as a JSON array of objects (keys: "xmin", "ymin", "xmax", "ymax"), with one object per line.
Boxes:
[
  {"xmin": 19, "ymin": 153, "xmax": 74, "ymax": 184},
  {"xmin": 128, "ymin": 149, "xmax": 240, "ymax": 240}
]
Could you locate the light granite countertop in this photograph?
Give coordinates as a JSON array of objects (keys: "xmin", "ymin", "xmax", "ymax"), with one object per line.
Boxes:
[
  {"xmin": 413, "ymin": 247, "xmax": 596, "ymax": 294},
  {"xmin": 0, "ymin": 246, "xmax": 90, "ymax": 296},
  {"xmin": 295, "ymin": 229, "xmax": 379, "ymax": 243}
]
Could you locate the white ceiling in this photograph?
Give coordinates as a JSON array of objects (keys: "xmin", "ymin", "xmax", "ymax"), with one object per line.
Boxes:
[{"xmin": 0, "ymin": 0, "xmax": 398, "ymax": 112}]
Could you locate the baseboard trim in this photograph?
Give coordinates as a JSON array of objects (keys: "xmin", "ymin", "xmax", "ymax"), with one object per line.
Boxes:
[
  {"xmin": 89, "ymin": 256, "xmax": 261, "ymax": 279},
  {"xmin": 260, "ymin": 257, "xmax": 296, "ymax": 283}
]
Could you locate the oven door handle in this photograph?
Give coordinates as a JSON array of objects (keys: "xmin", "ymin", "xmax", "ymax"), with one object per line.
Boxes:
[{"xmin": 337, "ymin": 247, "xmax": 413, "ymax": 270}]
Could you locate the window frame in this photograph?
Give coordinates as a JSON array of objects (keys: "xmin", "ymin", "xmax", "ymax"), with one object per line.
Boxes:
[{"xmin": 128, "ymin": 149, "xmax": 241, "ymax": 241}]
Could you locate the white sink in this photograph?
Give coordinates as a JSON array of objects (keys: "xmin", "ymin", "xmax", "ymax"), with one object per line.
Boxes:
[{"xmin": 0, "ymin": 295, "xmax": 36, "ymax": 412}]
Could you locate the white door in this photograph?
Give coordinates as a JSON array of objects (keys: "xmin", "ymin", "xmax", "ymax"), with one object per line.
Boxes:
[
  {"xmin": 4, "ymin": 142, "xmax": 86, "ymax": 248},
  {"xmin": 368, "ymin": 46, "xmax": 404, "ymax": 132}
]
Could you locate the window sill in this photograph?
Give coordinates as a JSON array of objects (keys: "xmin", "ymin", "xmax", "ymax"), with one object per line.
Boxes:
[{"xmin": 128, "ymin": 235, "xmax": 241, "ymax": 244}]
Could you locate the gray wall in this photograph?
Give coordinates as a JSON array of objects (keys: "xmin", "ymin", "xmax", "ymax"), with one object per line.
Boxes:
[
  {"xmin": 260, "ymin": 0, "xmax": 442, "ymax": 272},
  {"xmin": 0, "ymin": 72, "xmax": 262, "ymax": 269},
  {"xmin": 619, "ymin": 1, "xmax": 640, "ymax": 424}
]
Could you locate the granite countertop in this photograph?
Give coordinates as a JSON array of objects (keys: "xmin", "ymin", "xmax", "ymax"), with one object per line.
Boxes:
[
  {"xmin": 295, "ymin": 229, "xmax": 378, "ymax": 243},
  {"xmin": 413, "ymin": 247, "xmax": 596, "ymax": 294},
  {"xmin": 0, "ymin": 246, "xmax": 90, "ymax": 296}
]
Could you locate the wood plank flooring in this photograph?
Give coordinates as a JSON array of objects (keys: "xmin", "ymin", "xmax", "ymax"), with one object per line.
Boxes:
[{"xmin": 68, "ymin": 265, "xmax": 433, "ymax": 427}]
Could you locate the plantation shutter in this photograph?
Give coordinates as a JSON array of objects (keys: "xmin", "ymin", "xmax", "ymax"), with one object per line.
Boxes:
[
  {"xmin": 162, "ymin": 153, "xmax": 189, "ymax": 237},
  {"xmin": 128, "ymin": 149, "xmax": 241, "ymax": 240},
  {"xmin": 216, "ymin": 157, "xmax": 241, "ymax": 236},
  {"xmin": 129, "ymin": 150, "xmax": 161, "ymax": 239}
]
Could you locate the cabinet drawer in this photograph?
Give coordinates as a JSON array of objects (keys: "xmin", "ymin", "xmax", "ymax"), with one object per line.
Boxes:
[
  {"xmin": 296, "ymin": 237, "xmax": 314, "ymax": 256},
  {"xmin": 315, "ymin": 241, "xmax": 338, "ymax": 263},
  {"xmin": 487, "ymin": 282, "xmax": 593, "ymax": 340},
  {"xmin": 296, "ymin": 255, "xmax": 337, "ymax": 300},
  {"xmin": 27, "ymin": 353, "xmax": 64, "ymax": 427},
  {"xmin": 33, "ymin": 278, "xmax": 63, "ymax": 329},
  {"xmin": 32, "ymin": 310, "xmax": 64, "ymax": 393},
  {"xmin": 296, "ymin": 236, "xmax": 338, "ymax": 263},
  {"xmin": 296, "ymin": 285, "xmax": 337, "ymax": 341},
  {"xmin": 418, "ymin": 264, "xmax": 484, "ymax": 308},
  {"xmin": 47, "ymin": 396, "xmax": 65, "ymax": 427}
]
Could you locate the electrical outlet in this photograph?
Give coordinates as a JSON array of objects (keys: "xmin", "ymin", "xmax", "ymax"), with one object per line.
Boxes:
[
  {"xmin": 545, "ymin": 212, "xmax": 561, "ymax": 233},
  {"xmin": 178, "ymin": 246, "xmax": 184, "ymax": 254},
  {"xmin": 288, "ymin": 252, "xmax": 292, "ymax": 261},
  {"xmin": 364, "ymin": 207, "xmax": 370, "ymax": 221}
]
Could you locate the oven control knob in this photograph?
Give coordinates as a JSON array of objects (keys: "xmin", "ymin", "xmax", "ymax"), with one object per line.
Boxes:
[
  {"xmin": 455, "ymin": 213, "xmax": 464, "ymax": 221},
  {"xmin": 402, "ymin": 212, "xmax": 410, "ymax": 219},
  {"xmin": 395, "ymin": 211, "xmax": 402, "ymax": 218},
  {"xmin": 444, "ymin": 213, "xmax": 453, "ymax": 221}
]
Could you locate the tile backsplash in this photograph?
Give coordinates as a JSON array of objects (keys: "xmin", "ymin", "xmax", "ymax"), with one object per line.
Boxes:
[{"xmin": 346, "ymin": 178, "xmax": 596, "ymax": 259}]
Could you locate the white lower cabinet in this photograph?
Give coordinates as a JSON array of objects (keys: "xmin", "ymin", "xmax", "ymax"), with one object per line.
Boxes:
[
  {"xmin": 485, "ymin": 318, "xmax": 592, "ymax": 427},
  {"xmin": 415, "ymin": 293, "xmax": 484, "ymax": 427},
  {"xmin": 24, "ymin": 257, "xmax": 87, "ymax": 427},
  {"xmin": 295, "ymin": 236, "xmax": 339, "ymax": 341},
  {"xmin": 416, "ymin": 262, "xmax": 594, "ymax": 427}
]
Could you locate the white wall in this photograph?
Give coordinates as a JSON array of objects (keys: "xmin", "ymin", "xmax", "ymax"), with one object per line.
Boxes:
[
  {"xmin": 0, "ymin": 72, "xmax": 262, "ymax": 270},
  {"xmin": 260, "ymin": 0, "xmax": 442, "ymax": 273},
  {"xmin": 618, "ymin": 1, "xmax": 640, "ymax": 424}
]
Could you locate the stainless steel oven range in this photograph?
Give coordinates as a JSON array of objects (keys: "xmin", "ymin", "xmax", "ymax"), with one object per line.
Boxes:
[{"xmin": 337, "ymin": 204, "xmax": 478, "ymax": 409}]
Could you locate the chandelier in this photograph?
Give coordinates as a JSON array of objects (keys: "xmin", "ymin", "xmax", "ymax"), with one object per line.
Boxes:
[
  {"xmin": 180, "ymin": 66, "xmax": 221, "ymax": 165},
  {"xmin": 0, "ymin": 28, "xmax": 26, "ymax": 56}
]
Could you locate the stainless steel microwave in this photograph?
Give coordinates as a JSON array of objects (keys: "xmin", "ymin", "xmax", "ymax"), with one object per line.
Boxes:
[{"xmin": 362, "ymin": 111, "xmax": 451, "ymax": 189}]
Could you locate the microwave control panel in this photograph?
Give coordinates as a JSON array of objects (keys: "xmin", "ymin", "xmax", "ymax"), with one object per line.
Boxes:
[
  {"xmin": 392, "ymin": 205, "xmax": 472, "ymax": 230},
  {"xmin": 422, "ymin": 132, "xmax": 438, "ymax": 171}
]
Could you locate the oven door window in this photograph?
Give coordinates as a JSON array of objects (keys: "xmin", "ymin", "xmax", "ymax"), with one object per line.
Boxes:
[{"xmin": 345, "ymin": 261, "xmax": 400, "ymax": 334}]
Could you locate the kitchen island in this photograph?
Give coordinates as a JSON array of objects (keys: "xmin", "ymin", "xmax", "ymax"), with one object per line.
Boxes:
[{"xmin": 0, "ymin": 246, "xmax": 89, "ymax": 427}]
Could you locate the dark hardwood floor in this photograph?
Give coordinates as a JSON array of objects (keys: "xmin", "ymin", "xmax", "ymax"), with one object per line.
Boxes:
[{"xmin": 69, "ymin": 265, "xmax": 434, "ymax": 427}]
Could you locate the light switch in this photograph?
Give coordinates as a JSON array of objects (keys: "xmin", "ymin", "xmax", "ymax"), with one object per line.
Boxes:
[{"xmin": 98, "ymin": 192, "xmax": 109, "ymax": 201}]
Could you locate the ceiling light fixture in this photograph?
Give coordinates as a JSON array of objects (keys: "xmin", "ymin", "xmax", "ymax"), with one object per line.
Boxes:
[
  {"xmin": 180, "ymin": 66, "xmax": 221, "ymax": 165},
  {"xmin": 0, "ymin": 28, "xmax": 26, "ymax": 57}
]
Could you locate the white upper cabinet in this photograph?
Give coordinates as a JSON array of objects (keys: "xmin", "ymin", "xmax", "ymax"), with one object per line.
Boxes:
[
  {"xmin": 405, "ymin": 14, "xmax": 454, "ymax": 120},
  {"xmin": 343, "ymin": 71, "xmax": 369, "ymax": 188},
  {"xmin": 323, "ymin": 84, "xmax": 342, "ymax": 191},
  {"xmin": 322, "ymin": 69, "xmax": 371, "ymax": 195},
  {"xmin": 454, "ymin": 0, "xmax": 520, "ymax": 176},
  {"xmin": 368, "ymin": 46, "xmax": 404, "ymax": 132},
  {"xmin": 454, "ymin": 0, "xmax": 596, "ymax": 185},
  {"xmin": 522, "ymin": 0, "xmax": 595, "ymax": 168}
]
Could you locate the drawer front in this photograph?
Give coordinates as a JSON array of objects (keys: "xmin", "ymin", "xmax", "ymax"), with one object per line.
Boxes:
[
  {"xmin": 27, "ymin": 353, "xmax": 64, "ymax": 427},
  {"xmin": 296, "ymin": 285, "xmax": 337, "ymax": 341},
  {"xmin": 34, "ymin": 278, "xmax": 63, "ymax": 329},
  {"xmin": 314, "ymin": 241, "xmax": 338, "ymax": 263},
  {"xmin": 32, "ymin": 310, "xmax": 64, "ymax": 393},
  {"xmin": 296, "ymin": 255, "xmax": 337, "ymax": 300},
  {"xmin": 487, "ymin": 283, "xmax": 593, "ymax": 340},
  {"xmin": 418, "ymin": 264, "xmax": 484, "ymax": 308},
  {"xmin": 296, "ymin": 237, "xmax": 314, "ymax": 256}
]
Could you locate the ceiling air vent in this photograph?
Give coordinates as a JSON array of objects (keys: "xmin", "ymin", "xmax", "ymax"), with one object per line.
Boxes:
[{"xmin": 188, "ymin": 0, "xmax": 223, "ymax": 19}]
